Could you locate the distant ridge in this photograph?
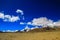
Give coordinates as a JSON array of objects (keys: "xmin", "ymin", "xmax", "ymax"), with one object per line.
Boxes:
[{"xmin": 28, "ymin": 26, "xmax": 60, "ymax": 32}]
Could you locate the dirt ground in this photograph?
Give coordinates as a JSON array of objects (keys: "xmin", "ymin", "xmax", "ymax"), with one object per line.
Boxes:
[{"xmin": 0, "ymin": 31, "xmax": 60, "ymax": 40}]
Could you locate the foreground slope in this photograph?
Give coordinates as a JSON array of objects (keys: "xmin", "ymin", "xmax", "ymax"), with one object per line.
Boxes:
[{"xmin": 0, "ymin": 30, "xmax": 60, "ymax": 40}]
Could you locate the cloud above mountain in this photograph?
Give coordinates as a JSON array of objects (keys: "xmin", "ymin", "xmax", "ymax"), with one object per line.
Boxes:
[
  {"xmin": 0, "ymin": 12, "xmax": 20, "ymax": 22},
  {"xmin": 31, "ymin": 17, "xmax": 60, "ymax": 28},
  {"xmin": 32, "ymin": 17, "xmax": 53, "ymax": 27},
  {"xmin": 53, "ymin": 20, "xmax": 60, "ymax": 26}
]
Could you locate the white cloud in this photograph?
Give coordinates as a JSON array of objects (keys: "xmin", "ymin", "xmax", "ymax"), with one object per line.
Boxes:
[
  {"xmin": 20, "ymin": 21, "xmax": 32, "ymax": 25},
  {"xmin": 4, "ymin": 16, "xmax": 20, "ymax": 22},
  {"xmin": 2, "ymin": 30, "xmax": 18, "ymax": 32},
  {"xmin": 53, "ymin": 20, "xmax": 60, "ymax": 26},
  {"xmin": 0, "ymin": 12, "xmax": 4, "ymax": 19},
  {"xmin": 24, "ymin": 25, "xmax": 30, "ymax": 32},
  {"xmin": 32, "ymin": 17, "xmax": 54, "ymax": 27},
  {"xmin": 20, "ymin": 25, "xmax": 30, "ymax": 32},
  {"xmin": 3, "ymin": 15, "xmax": 11, "ymax": 22},
  {"xmin": 27, "ymin": 22, "xmax": 32, "ymax": 25},
  {"xmin": 30, "ymin": 26, "xmax": 39, "ymax": 30},
  {"xmin": 30, "ymin": 27, "xmax": 35, "ymax": 30},
  {"xmin": 0, "ymin": 12, "xmax": 20, "ymax": 22},
  {"xmin": 16, "ymin": 9, "xmax": 24, "ymax": 15},
  {"xmin": 20, "ymin": 22, "xmax": 25, "ymax": 24},
  {"xmin": 25, "ymin": 25, "xmax": 30, "ymax": 30},
  {"xmin": 9, "ymin": 16, "xmax": 20, "ymax": 22},
  {"xmin": 16, "ymin": 9, "xmax": 25, "ymax": 20},
  {"xmin": 31, "ymin": 17, "xmax": 60, "ymax": 28}
]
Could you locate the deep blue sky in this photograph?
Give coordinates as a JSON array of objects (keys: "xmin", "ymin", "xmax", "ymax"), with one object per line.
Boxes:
[{"xmin": 0, "ymin": 0, "xmax": 60, "ymax": 30}]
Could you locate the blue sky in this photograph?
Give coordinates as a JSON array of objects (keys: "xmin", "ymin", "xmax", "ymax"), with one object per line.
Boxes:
[{"xmin": 0, "ymin": 0, "xmax": 60, "ymax": 30}]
